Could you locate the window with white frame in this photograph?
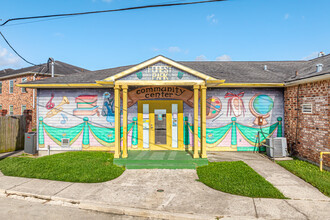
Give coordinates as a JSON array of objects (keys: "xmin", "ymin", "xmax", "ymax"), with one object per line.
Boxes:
[
  {"xmin": 21, "ymin": 105, "xmax": 26, "ymax": 115},
  {"xmin": 21, "ymin": 78, "xmax": 27, "ymax": 93},
  {"xmin": 9, "ymin": 105, "xmax": 14, "ymax": 115},
  {"xmin": 302, "ymin": 104, "xmax": 312, "ymax": 113},
  {"xmin": 9, "ymin": 80, "xmax": 14, "ymax": 94},
  {"xmin": 0, "ymin": 82, "xmax": 2, "ymax": 94}
]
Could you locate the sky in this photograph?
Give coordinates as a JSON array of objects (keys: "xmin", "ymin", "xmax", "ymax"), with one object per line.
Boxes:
[{"xmin": 0, "ymin": 0, "xmax": 329, "ymax": 71}]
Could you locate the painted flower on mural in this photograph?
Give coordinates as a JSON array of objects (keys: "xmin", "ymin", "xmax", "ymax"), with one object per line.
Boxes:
[
  {"xmin": 207, "ymin": 132, "xmax": 214, "ymax": 140},
  {"xmin": 225, "ymin": 92, "xmax": 246, "ymax": 117}
]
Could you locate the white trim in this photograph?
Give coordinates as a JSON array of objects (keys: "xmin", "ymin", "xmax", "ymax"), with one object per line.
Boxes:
[
  {"xmin": 21, "ymin": 105, "xmax": 27, "ymax": 115},
  {"xmin": 9, "ymin": 105, "xmax": 14, "ymax": 115},
  {"xmin": 21, "ymin": 77, "xmax": 27, "ymax": 93},
  {"xmin": 9, "ymin": 80, "xmax": 14, "ymax": 94}
]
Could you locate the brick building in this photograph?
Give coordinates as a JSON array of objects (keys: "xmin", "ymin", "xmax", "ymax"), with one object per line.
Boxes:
[
  {"xmin": 18, "ymin": 54, "xmax": 329, "ymax": 166},
  {"xmin": 284, "ymin": 54, "xmax": 330, "ymax": 167},
  {"xmin": 0, "ymin": 60, "xmax": 88, "ymax": 129}
]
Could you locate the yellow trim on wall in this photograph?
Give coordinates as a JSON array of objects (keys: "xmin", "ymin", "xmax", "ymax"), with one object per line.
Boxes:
[
  {"xmin": 114, "ymin": 80, "xmax": 205, "ymax": 86},
  {"xmin": 114, "ymin": 85, "xmax": 121, "ymax": 158},
  {"xmin": 193, "ymin": 85, "xmax": 200, "ymax": 158},
  {"xmin": 102, "ymin": 55, "xmax": 217, "ymax": 82},
  {"xmin": 122, "ymin": 85, "xmax": 128, "ymax": 158},
  {"xmin": 16, "ymin": 83, "xmax": 114, "ymax": 88},
  {"xmin": 137, "ymin": 100, "xmax": 183, "ymax": 150},
  {"xmin": 211, "ymin": 83, "xmax": 285, "ymax": 87}
]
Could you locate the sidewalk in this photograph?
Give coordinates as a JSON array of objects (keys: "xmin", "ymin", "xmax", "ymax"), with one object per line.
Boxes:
[
  {"xmin": 0, "ymin": 151, "xmax": 329, "ymax": 219},
  {"xmin": 207, "ymin": 152, "xmax": 329, "ymax": 201},
  {"xmin": 0, "ymin": 162, "xmax": 329, "ymax": 219}
]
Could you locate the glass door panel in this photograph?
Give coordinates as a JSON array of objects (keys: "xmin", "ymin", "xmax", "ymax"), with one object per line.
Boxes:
[{"xmin": 154, "ymin": 109, "xmax": 167, "ymax": 145}]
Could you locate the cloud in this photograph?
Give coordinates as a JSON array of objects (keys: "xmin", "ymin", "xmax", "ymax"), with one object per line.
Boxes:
[
  {"xmin": 151, "ymin": 47, "xmax": 160, "ymax": 52},
  {"xmin": 195, "ymin": 55, "xmax": 207, "ymax": 61},
  {"xmin": 301, "ymin": 51, "xmax": 319, "ymax": 60},
  {"xmin": 168, "ymin": 46, "xmax": 181, "ymax": 53},
  {"xmin": 216, "ymin": 54, "xmax": 231, "ymax": 61},
  {"xmin": 284, "ymin": 13, "xmax": 289, "ymax": 20},
  {"xmin": 0, "ymin": 47, "xmax": 21, "ymax": 68},
  {"xmin": 207, "ymin": 14, "xmax": 218, "ymax": 24},
  {"xmin": 54, "ymin": 32, "xmax": 64, "ymax": 38},
  {"xmin": 102, "ymin": 0, "xmax": 112, "ymax": 2}
]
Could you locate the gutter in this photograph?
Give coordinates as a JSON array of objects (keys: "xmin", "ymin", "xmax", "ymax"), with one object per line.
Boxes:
[
  {"xmin": 16, "ymin": 83, "xmax": 114, "ymax": 88},
  {"xmin": 285, "ymin": 73, "xmax": 330, "ymax": 86},
  {"xmin": 0, "ymin": 72, "xmax": 64, "ymax": 80}
]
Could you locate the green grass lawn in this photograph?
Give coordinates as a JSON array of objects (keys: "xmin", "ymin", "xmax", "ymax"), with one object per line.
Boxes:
[
  {"xmin": 277, "ymin": 159, "xmax": 330, "ymax": 197},
  {"xmin": 197, "ymin": 161, "xmax": 286, "ymax": 199},
  {"xmin": 0, "ymin": 151, "xmax": 125, "ymax": 183}
]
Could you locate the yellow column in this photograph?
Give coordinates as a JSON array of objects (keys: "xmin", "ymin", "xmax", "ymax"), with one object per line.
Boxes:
[
  {"xmin": 193, "ymin": 85, "xmax": 200, "ymax": 159},
  {"xmin": 122, "ymin": 85, "xmax": 128, "ymax": 158},
  {"xmin": 200, "ymin": 85, "xmax": 207, "ymax": 158},
  {"xmin": 114, "ymin": 85, "xmax": 121, "ymax": 159}
]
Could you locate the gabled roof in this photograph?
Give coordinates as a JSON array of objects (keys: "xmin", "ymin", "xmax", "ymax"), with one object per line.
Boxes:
[
  {"xmin": 100, "ymin": 55, "xmax": 216, "ymax": 82},
  {"xmin": 18, "ymin": 54, "xmax": 330, "ymax": 87},
  {"xmin": 0, "ymin": 61, "xmax": 89, "ymax": 80}
]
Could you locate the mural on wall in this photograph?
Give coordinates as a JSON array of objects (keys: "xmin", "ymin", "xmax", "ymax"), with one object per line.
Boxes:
[
  {"xmin": 45, "ymin": 96, "xmax": 70, "ymax": 118},
  {"xmin": 206, "ymin": 97, "xmax": 222, "ymax": 120},
  {"xmin": 101, "ymin": 92, "xmax": 115, "ymax": 124},
  {"xmin": 126, "ymin": 86, "xmax": 195, "ymax": 108},
  {"xmin": 225, "ymin": 92, "xmax": 246, "ymax": 117},
  {"xmin": 45, "ymin": 93, "xmax": 55, "ymax": 110},
  {"xmin": 60, "ymin": 113, "xmax": 68, "ymax": 124},
  {"xmin": 249, "ymin": 94, "xmax": 274, "ymax": 125},
  {"xmin": 184, "ymin": 88, "xmax": 283, "ymax": 151},
  {"xmin": 37, "ymin": 89, "xmax": 139, "ymax": 151},
  {"xmin": 38, "ymin": 87, "xmax": 283, "ymax": 152},
  {"xmin": 73, "ymin": 95, "xmax": 100, "ymax": 116},
  {"xmin": 38, "ymin": 116, "xmax": 138, "ymax": 148}
]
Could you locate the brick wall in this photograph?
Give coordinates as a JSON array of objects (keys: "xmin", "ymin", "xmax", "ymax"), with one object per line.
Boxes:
[
  {"xmin": 284, "ymin": 79, "xmax": 330, "ymax": 167},
  {"xmin": 0, "ymin": 74, "xmax": 48, "ymax": 130}
]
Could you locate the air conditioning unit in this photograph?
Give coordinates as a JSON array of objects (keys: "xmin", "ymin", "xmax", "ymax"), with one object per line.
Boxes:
[
  {"xmin": 266, "ymin": 137, "xmax": 288, "ymax": 158},
  {"xmin": 61, "ymin": 138, "xmax": 70, "ymax": 147}
]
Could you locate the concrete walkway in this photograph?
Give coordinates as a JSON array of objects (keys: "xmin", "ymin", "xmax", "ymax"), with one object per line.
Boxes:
[
  {"xmin": 0, "ymin": 157, "xmax": 329, "ymax": 220},
  {"xmin": 207, "ymin": 152, "xmax": 329, "ymax": 201}
]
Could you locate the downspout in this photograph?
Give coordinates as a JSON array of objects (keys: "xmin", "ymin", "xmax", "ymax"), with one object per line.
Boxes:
[
  {"xmin": 33, "ymin": 73, "xmax": 37, "ymax": 109},
  {"xmin": 294, "ymin": 84, "xmax": 301, "ymax": 155}
]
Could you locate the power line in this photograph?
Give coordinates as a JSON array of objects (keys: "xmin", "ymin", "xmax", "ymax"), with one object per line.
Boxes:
[
  {"xmin": 0, "ymin": 31, "xmax": 39, "ymax": 66},
  {"xmin": 0, "ymin": 0, "xmax": 226, "ymax": 26}
]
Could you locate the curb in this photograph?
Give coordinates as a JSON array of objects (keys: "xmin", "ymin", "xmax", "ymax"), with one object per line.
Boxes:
[{"xmin": 2, "ymin": 189, "xmax": 225, "ymax": 220}]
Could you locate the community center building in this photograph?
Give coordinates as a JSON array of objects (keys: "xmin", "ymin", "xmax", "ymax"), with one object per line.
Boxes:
[{"xmin": 18, "ymin": 55, "xmax": 329, "ymax": 165}]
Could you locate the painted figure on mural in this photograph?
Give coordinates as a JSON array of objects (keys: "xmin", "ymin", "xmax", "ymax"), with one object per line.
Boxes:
[
  {"xmin": 249, "ymin": 94, "xmax": 274, "ymax": 125},
  {"xmin": 225, "ymin": 92, "xmax": 246, "ymax": 117},
  {"xmin": 101, "ymin": 92, "xmax": 115, "ymax": 124}
]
